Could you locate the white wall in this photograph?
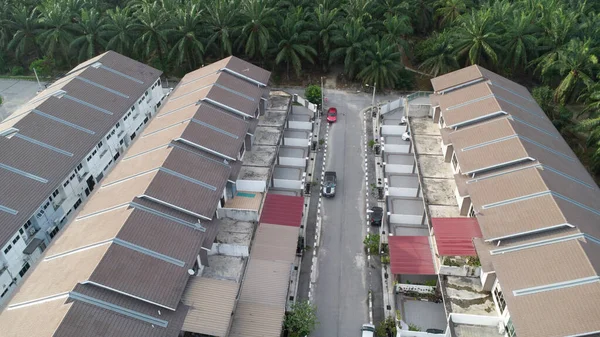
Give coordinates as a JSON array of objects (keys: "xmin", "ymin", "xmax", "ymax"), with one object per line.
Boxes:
[
  {"xmin": 450, "ymin": 313, "xmax": 502, "ymax": 326},
  {"xmin": 216, "ymin": 208, "xmax": 259, "ymax": 222},
  {"xmin": 235, "ymin": 179, "xmax": 266, "ymax": 192},
  {"xmin": 273, "ymin": 179, "xmax": 302, "ymax": 189},
  {"xmin": 385, "ymin": 165, "xmax": 414, "ymax": 174},
  {"xmin": 382, "ymin": 125, "xmax": 407, "ymax": 136},
  {"xmin": 285, "ymin": 137, "xmax": 309, "ymax": 147},
  {"xmin": 389, "ymin": 214, "xmax": 423, "ymax": 225},
  {"xmin": 388, "ymin": 187, "xmax": 419, "ymax": 197},
  {"xmin": 384, "ymin": 144, "xmax": 410, "ymax": 154},
  {"xmin": 288, "ymin": 121, "xmax": 312, "ymax": 130},
  {"xmin": 279, "ymin": 157, "xmax": 306, "ymax": 167}
]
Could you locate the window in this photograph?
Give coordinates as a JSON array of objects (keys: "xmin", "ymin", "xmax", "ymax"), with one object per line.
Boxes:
[
  {"xmin": 468, "ymin": 205, "xmax": 476, "ymax": 217},
  {"xmin": 130, "ymin": 132, "xmax": 136, "ymax": 141},
  {"xmin": 97, "ymin": 141, "xmax": 103, "ymax": 149},
  {"xmin": 73, "ymin": 198, "xmax": 82, "ymax": 210},
  {"xmin": 111, "ymin": 129, "xmax": 116, "ymax": 135},
  {"xmin": 106, "ymin": 134, "xmax": 111, "ymax": 140},
  {"xmin": 138, "ymin": 99, "xmax": 143, "ymax": 105},
  {"xmin": 87, "ymin": 155, "xmax": 92, "ymax": 162},
  {"xmin": 1, "ymin": 288, "xmax": 8, "ymax": 298},
  {"xmin": 24, "ymin": 220, "xmax": 31, "ymax": 229},
  {"xmin": 143, "ymin": 116, "xmax": 149, "ymax": 124},
  {"xmin": 113, "ymin": 152, "xmax": 120, "ymax": 161},
  {"xmin": 53, "ymin": 189, "xmax": 60, "ymax": 197},
  {"xmin": 18, "ymin": 262, "xmax": 30, "ymax": 278},
  {"xmin": 130, "ymin": 107, "xmax": 134, "ymax": 112},
  {"xmin": 76, "ymin": 163, "xmax": 83, "ymax": 171},
  {"xmin": 158, "ymin": 79, "xmax": 161, "ymax": 86},
  {"xmin": 12, "ymin": 235, "xmax": 20, "ymax": 244},
  {"xmin": 119, "ymin": 139, "xmax": 124, "ymax": 145},
  {"xmin": 116, "ymin": 122, "xmax": 120, "ymax": 128},
  {"xmin": 451, "ymin": 153, "xmax": 458, "ymax": 171},
  {"xmin": 506, "ymin": 319, "xmax": 517, "ymax": 337},
  {"xmin": 92, "ymin": 149, "xmax": 97, "ymax": 156},
  {"xmin": 3, "ymin": 245, "xmax": 12, "ymax": 254},
  {"xmin": 493, "ymin": 286, "xmax": 507, "ymax": 313},
  {"xmin": 63, "ymin": 181, "xmax": 69, "ymax": 188},
  {"xmin": 49, "ymin": 226, "xmax": 59, "ymax": 239},
  {"xmin": 19, "ymin": 228, "xmax": 24, "ymax": 234},
  {"xmin": 69, "ymin": 173, "xmax": 75, "ymax": 181}
]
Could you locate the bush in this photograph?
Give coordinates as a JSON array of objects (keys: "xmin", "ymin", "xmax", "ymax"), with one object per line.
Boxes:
[
  {"xmin": 408, "ymin": 323, "xmax": 421, "ymax": 331},
  {"xmin": 29, "ymin": 58, "xmax": 55, "ymax": 78},
  {"xmin": 395, "ymin": 68, "xmax": 416, "ymax": 91},
  {"xmin": 284, "ymin": 301, "xmax": 319, "ymax": 337},
  {"xmin": 305, "ymin": 84, "xmax": 322, "ymax": 106},
  {"xmin": 375, "ymin": 316, "xmax": 397, "ymax": 337},
  {"xmin": 363, "ymin": 233, "xmax": 380, "ymax": 255},
  {"xmin": 11, "ymin": 66, "xmax": 24, "ymax": 76},
  {"xmin": 0, "ymin": 95, "xmax": 3, "ymax": 106}
]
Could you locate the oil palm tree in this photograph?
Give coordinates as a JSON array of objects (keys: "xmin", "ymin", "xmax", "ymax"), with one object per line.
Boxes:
[
  {"xmin": 330, "ymin": 18, "xmax": 372, "ymax": 80},
  {"xmin": 452, "ymin": 9, "xmax": 502, "ymax": 67},
  {"xmin": 237, "ymin": 0, "xmax": 276, "ymax": 61},
  {"xmin": 405, "ymin": 0, "xmax": 435, "ymax": 35},
  {"xmin": 539, "ymin": 38, "xmax": 598, "ymax": 104},
  {"xmin": 274, "ymin": 11, "xmax": 316, "ymax": 79},
  {"xmin": 357, "ymin": 38, "xmax": 403, "ymax": 89},
  {"xmin": 37, "ymin": 1, "xmax": 74, "ymax": 65},
  {"xmin": 434, "ymin": 0, "xmax": 471, "ymax": 28},
  {"xmin": 70, "ymin": 8, "xmax": 107, "ymax": 62},
  {"xmin": 311, "ymin": 4, "xmax": 340, "ymax": 71},
  {"xmin": 6, "ymin": 5, "xmax": 42, "ymax": 61},
  {"xmin": 203, "ymin": 0, "xmax": 240, "ymax": 59},
  {"xmin": 168, "ymin": 3, "xmax": 205, "ymax": 71},
  {"xmin": 132, "ymin": 0, "xmax": 171, "ymax": 69},
  {"xmin": 382, "ymin": 14, "xmax": 412, "ymax": 55},
  {"xmin": 343, "ymin": 0, "xmax": 374, "ymax": 21},
  {"xmin": 419, "ymin": 31, "xmax": 459, "ymax": 76},
  {"xmin": 501, "ymin": 12, "xmax": 540, "ymax": 73},
  {"xmin": 102, "ymin": 7, "xmax": 135, "ymax": 56}
]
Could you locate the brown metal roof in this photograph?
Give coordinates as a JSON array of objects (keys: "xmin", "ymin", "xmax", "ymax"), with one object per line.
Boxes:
[
  {"xmin": 181, "ymin": 277, "xmax": 239, "ymax": 336},
  {"xmin": 0, "ymin": 51, "xmax": 161, "ymax": 248},
  {"xmin": 0, "ymin": 298, "xmax": 73, "ymax": 337},
  {"xmin": 431, "ymin": 65, "xmax": 484, "ymax": 92},
  {"xmin": 224, "ymin": 56, "xmax": 272, "ymax": 85}
]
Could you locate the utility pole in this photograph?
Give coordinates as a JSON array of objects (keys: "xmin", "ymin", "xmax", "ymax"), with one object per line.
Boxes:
[
  {"xmin": 320, "ymin": 76, "xmax": 324, "ymax": 118},
  {"xmin": 33, "ymin": 68, "xmax": 42, "ymax": 93},
  {"xmin": 371, "ymin": 82, "xmax": 376, "ymax": 107}
]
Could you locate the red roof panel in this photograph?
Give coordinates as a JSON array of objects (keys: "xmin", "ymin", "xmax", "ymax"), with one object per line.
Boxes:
[
  {"xmin": 259, "ymin": 193, "xmax": 304, "ymax": 227},
  {"xmin": 432, "ymin": 217, "xmax": 482, "ymax": 256},
  {"xmin": 388, "ymin": 236, "xmax": 436, "ymax": 275}
]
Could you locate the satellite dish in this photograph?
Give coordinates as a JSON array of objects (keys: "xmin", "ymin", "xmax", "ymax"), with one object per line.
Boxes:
[{"xmin": 188, "ymin": 269, "xmax": 195, "ymax": 276}]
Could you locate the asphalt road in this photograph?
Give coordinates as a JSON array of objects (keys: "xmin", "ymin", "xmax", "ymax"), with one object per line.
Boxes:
[
  {"xmin": 0, "ymin": 79, "xmax": 45, "ymax": 121},
  {"xmin": 312, "ymin": 90, "xmax": 370, "ymax": 337}
]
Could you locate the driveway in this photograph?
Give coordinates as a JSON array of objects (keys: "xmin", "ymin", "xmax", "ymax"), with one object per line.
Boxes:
[{"xmin": 0, "ymin": 79, "xmax": 44, "ymax": 121}]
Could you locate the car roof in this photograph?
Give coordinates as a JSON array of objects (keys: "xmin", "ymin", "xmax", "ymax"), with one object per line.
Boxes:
[{"xmin": 328, "ymin": 107, "xmax": 337, "ymax": 112}]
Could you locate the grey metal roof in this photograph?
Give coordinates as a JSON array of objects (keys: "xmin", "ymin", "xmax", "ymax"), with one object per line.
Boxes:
[{"xmin": 0, "ymin": 51, "xmax": 161, "ymax": 248}]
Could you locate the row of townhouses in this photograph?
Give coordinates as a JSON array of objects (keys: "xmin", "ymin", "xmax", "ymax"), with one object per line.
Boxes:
[
  {"xmin": 379, "ymin": 66, "xmax": 600, "ymax": 337},
  {"xmin": 0, "ymin": 52, "xmax": 311, "ymax": 337},
  {"xmin": 0, "ymin": 52, "xmax": 164, "ymax": 305}
]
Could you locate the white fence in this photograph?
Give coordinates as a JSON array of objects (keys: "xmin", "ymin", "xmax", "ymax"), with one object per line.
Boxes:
[
  {"xmin": 408, "ymin": 104, "xmax": 431, "ymax": 117},
  {"xmin": 288, "ymin": 120, "xmax": 313, "ymax": 130},
  {"xmin": 450, "ymin": 313, "xmax": 503, "ymax": 327},
  {"xmin": 388, "ymin": 187, "xmax": 420, "ymax": 198},
  {"xmin": 284, "ymin": 136, "xmax": 310, "ymax": 147},
  {"xmin": 380, "ymin": 98, "xmax": 403, "ymax": 115},
  {"xmin": 279, "ymin": 157, "xmax": 306, "ymax": 168},
  {"xmin": 382, "ymin": 125, "xmax": 408, "ymax": 136},
  {"xmin": 389, "ymin": 214, "xmax": 423, "ymax": 225},
  {"xmin": 209, "ymin": 243, "xmax": 249, "ymax": 257},
  {"xmin": 235, "ymin": 180, "xmax": 266, "ymax": 192},
  {"xmin": 396, "ymin": 283, "xmax": 435, "ymax": 294},
  {"xmin": 293, "ymin": 94, "xmax": 317, "ymax": 112}
]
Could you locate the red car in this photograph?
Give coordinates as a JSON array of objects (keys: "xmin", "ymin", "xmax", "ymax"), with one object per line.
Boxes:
[{"xmin": 327, "ymin": 107, "xmax": 338, "ymax": 123}]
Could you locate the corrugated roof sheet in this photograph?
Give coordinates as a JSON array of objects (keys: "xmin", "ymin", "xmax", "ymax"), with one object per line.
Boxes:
[
  {"xmin": 259, "ymin": 194, "xmax": 304, "ymax": 227},
  {"xmin": 181, "ymin": 277, "xmax": 239, "ymax": 336},
  {"xmin": 432, "ymin": 217, "xmax": 482, "ymax": 256},
  {"xmin": 388, "ymin": 236, "xmax": 435, "ymax": 275},
  {"xmin": 431, "ymin": 65, "xmax": 484, "ymax": 92},
  {"xmin": 0, "ymin": 51, "xmax": 161, "ymax": 248}
]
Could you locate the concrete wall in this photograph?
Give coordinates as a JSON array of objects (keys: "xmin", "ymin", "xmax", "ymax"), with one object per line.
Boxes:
[
  {"xmin": 398, "ymin": 330, "xmax": 446, "ymax": 337},
  {"xmin": 288, "ymin": 121, "xmax": 312, "ymax": 130},
  {"xmin": 209, "ymin": 243, "xmax": 249, "ymax": 257},
  {"xmin": 438, "ymin": 265, "xmax": 481, "ymax": 277},
  {"xmin": 279, "ymin": 157, "xmax": 306, "ymax": 167},
  {"xmin": 236, "ymin": 180, "xmax": 266, "ymax": 192},
  {"xmin": 385, "ymin": 165, "xmax": 414, "ymax": 174},
  {"xmin": 216, "ymin": 208, "xmax": 259, "ymax": 222},
  {"xmin": 407, "ymin": 104, "xmax": 431, "ymax": 117},
  {"xmin": 450, "ymin": 313, "xmax": 502, "ymax": 326},
  {"xmin": 388, "ymin": 187, "xmax": 419, "ymax": 198},
  {"xmin": 389, "ymin": 214, "xmax": 423, "ymax": 225},
  {"xmin": 273, "ymin": 178, "xmax": 302, "ymax": 189},
  {"xmin": 384, "ymin": 144, "xmax": 410, "ymax": 154},
  {"xmin": 284, "ymin": 137, "xmax": 309, "ymax": 147}
]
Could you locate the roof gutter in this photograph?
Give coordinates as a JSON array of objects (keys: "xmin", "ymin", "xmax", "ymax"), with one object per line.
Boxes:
[{"xmin": 138, "ymin": 194, "xmax": 212, "ymax": 221}]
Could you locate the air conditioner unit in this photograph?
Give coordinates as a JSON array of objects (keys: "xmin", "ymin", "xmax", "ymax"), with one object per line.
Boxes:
[{"xmin": 28, "ymin": 228, "xmax": 36, "ymax": 236}]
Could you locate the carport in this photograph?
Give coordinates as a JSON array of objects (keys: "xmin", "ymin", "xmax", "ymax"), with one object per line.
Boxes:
[
  {"xmin": 382, "ymin": 135, "xmax": 410, "ymax": 154},
  {"xmin": 278, "ymin": 145, "xmax": 308, "ymax": 168},
  {"xmin": 387, "ymin": 197, "xmax": 425, "ymax": 225},
  {"xmin": 283, "ymin": 129, "xmax": 311, "ymax": 147},
  {"xmin": 272, "ymin": 166, "xmax": 305, "ymax": 190},
  {"xmin": 384, "ymin": 153, "xmax": 415, "ymax": 174},
  {"xmin": 386, "ymin": 173, "xmax": 420, "ymax": 197},
  {"xmin": 431, "ymin": 217, "xmax": 482, "ymax": 257},
  {"xmin": 388, "ymin": 236, "xmax": 435, "ymax": 275}
]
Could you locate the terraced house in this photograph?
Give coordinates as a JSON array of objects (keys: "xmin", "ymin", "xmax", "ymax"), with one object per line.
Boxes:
[
  {"xmin": 0, "ymin": 55, "xmax": 277, "ymax": 336},
  {"xmin": 428, "ymin": 66, "xmax": 600, "ymax": 337},
  {"xmin": 0, "ymin": 52, "xmax": 164, "ymax": 305}
]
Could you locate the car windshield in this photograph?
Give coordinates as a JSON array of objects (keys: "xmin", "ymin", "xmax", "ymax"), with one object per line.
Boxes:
[{"xmin": 328, "ymin": 111, "xmax": 336, "ymax": 116}]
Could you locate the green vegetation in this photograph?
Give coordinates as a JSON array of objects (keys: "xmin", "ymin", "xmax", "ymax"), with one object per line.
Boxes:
[
  {"xmin": 363, "ymin": 233, "xmax": 380, "ymax": 255},
  {"xmin": 284, "ymin": 300, "xmax": 319, "ymax": 337},
  {"xmin": 0, "ymin": 0, "xmax": 599, "ymax": 176},
  {"xmin": 305, "ymin": 84, "xmax": 322, "ymax": 106},
  {"xmin": 375, "ymin": 316, "xmax": 397, "ymax": 337},
  {"xmin": 408, "ymin": 323, "xmax": 421, "ymax": 332}
]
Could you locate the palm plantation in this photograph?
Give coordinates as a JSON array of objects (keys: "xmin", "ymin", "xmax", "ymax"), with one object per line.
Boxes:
[{"xmin": 0, "ymin": 0, "xmax": 599, "ymax": 176}]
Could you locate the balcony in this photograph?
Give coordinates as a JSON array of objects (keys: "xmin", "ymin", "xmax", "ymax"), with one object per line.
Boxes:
[{"xmin": 99, "ymin": 149, "xmax": 108, "ymax": 159}]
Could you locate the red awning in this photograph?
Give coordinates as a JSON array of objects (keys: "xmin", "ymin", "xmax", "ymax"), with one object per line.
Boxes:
[
  {"xmin": 432, "ymin": 217, "xmax": 482, "ymax": 256},
  {"xmin": 388, "ymin": 236, "xmax": 435, "ymax": 275},
  {"xmin": 259, "ymin": 194, "xmax": 304, "ymax": 227}
]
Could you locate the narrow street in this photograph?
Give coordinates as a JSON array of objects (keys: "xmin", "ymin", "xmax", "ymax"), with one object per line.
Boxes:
[{"xmin": 311, "ymin": 90, "xmax": 369, "ymax": 337}]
